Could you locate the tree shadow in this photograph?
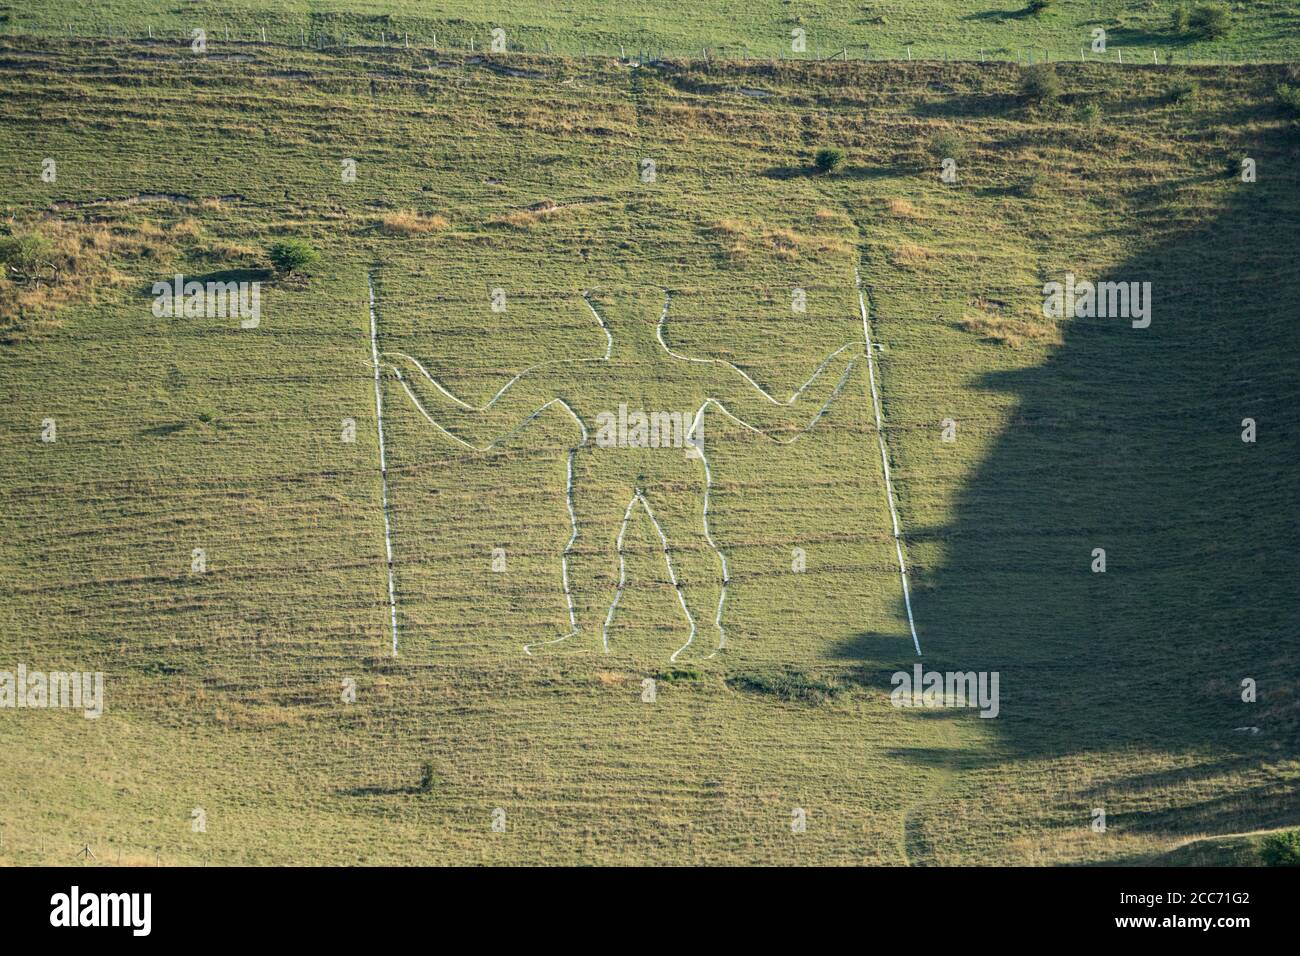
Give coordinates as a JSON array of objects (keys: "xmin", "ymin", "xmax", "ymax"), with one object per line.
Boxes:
[
  {"xmin": 762, "ymin": 164, "xmax": 905, "ymax": 181},
  {"xmin": 338, "ymin": 783, "xmax": 425, "ymax": 797},
  {"xmin": 912, "ymin": 93, "xmax": 1021, "ymax": 119},
  {"xmin": 1107, "ymin": 26, "xmax": 1187, "ymax": 51},
  {"xmin": 139, "ymin": 421, "xmax": 188, "ymax": 437},
  {"xmin": 961, "ymin": 9, "xmax": 1035, "ymax": 23},
  {"xmin": 884, "ymin": 105, "xmax": 1300, "ymax": 831},
  {"xmin": 137, "ymin": 267, "xmax": 272, "ymax": 298}
]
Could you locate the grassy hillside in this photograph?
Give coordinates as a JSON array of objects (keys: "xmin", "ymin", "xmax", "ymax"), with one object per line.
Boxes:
[
  {"xmin": 3, "ymin": 1, "xmax": 1299, "ymax": 61},
  {"xmin": 0, "ymin": 37, "xmax": 1297, "ymax": 864}
]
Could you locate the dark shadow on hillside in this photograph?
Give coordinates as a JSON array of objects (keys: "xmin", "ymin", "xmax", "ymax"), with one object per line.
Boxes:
[
  {"xmin": 138, "ymin": 421, "xmax": 188, "ymax": 437},
  {"xmin": 1107, "ymin": 26, "xmax": 1187, "ymax": 51},
  {"xmin": 912, "ymin": 93, "xmax": 1021, "ymax": 118},
  {"xmin": 338, "ymin": 783, "xmax": 425, "ymax": 797},
  {"xmin": 961, "ymin": 8, "xmax": 1035, "ymax": 23},
  {"xmin": 136, "ymin": 267, "xmax": 272, "ymax": 299},
  {"xmin": 875, "ymin": 112, "xmax": 1300, "ymax": 833},
  {"xmin": 762, "ymin": 164, "xmax": 904, "ymax": 181}
]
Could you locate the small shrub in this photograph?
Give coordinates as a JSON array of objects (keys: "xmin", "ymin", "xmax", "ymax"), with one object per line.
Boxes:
[
  {"xmin": 1276, "ymin": 84, "xmax": 1300, "ymax": 115},
  {"xmin": 928, "ymin": 130, "xmax": 967, "ymax": 162},
  {"xmin": 1171, "ymin": 4, "xmax": 1192, "ymax": 33},
  {"xmin": 1188, "ymin": 3, "xmax": 1231, "ymax": 39},
  {"xmin": 0, "ymin": 220, "xmax": 150, "ymax": 342},
  {"xmin": 0, "ymin": 233, "xmax": 55, "ymax": 281},
  {"xmin": 1024, "ymin": 0, "xmax": 1054, "ymax": 16},
  {"xmin": 1076, "ymin": 101, "xmax": 1102, "ymax": 126},
  {"xmin": 1260, "ymin": 829, "xmax": 1300, "ymax": 866},
  {"xmin": 417, "ymin": 761, "xmax": 439, "ymax": 793},
  {"xmin": 266, "ymin": 239, "xmax": 319, "ymax": 275},
  {"xmin": 813, "ymin": 147, "xmax": 845, "ymax": 173},
  {"xmin": 1020, "ymin": 65, "xmax": 1062, "ymax": 103},
  {"xmin": 1166, "ymin": 78, "xmax": 1199, "ymax": 103}
]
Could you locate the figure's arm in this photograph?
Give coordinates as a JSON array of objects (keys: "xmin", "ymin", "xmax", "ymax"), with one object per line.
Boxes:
[
  {"xmin": 655, "ymin": 290, "xmax": 861, "ymax": 441},
  {"xmin": 384, "ymin": 355, "xmax": 582, "ymax": 450},
  {"xmin": 692, "ymin": 341, "xmax": 862, "ymax": 444},
  {"xmin": 382, "ymin": 294, "xmax": 609, "ymax": 449}
]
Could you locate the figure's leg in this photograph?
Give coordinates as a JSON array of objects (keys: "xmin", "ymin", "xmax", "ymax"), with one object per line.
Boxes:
[
  {"xmin": 637, "ymin": 478, "xmax": 727, "ymax": 663},
  {"xmin": 536, "ymin": 450, "xmax": 634, "ymax": 654},
  {"xmin": 600, "ymin": 490, "xmax": 643, "ymax": 653},
  {"xmin": 523, "ymin": 448, "xmax": 586, "ymax": 655}
]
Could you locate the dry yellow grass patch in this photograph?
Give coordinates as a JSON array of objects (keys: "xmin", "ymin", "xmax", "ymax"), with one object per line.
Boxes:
[
  {"xmin": 492, "ymin": 199, "xmax": 570, "ymax": 230},
  {"xmin": 711, "ymin": 217, "xmax": 852, "ymax": 264},
  {"xmin": 211, "ymin": 700, "xmax": 308, "ymax": 730},
  {"xmin": 887, "ymin": 198, "xmax": 920, "ymax": 219},
  {"xmin": 595, "ymin": 671, "xmax": 629, "ymax": 686},
  {"xmin": 0, "ymin": 217, "xmax": 174, "ymax": 342},
  {"xmin": 960, "ymin": 297, "xmax": 1062, "ymax": 349},
  {"xmin": 891, "ymin": 242, "xmax": 934, "ymax": 269},
  {"xmin": 204, "ymin": 239, "xmax": 260, "ymax": 259},
  {"xmin": 377, "ymin": 209, "xmax": 451, "ymax": 235},
  {"xmin": 171, "ymin": 218, "xmax": 204, "ymax": 240}
]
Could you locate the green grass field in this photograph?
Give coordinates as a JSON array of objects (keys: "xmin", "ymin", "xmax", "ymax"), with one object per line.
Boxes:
[
  {"xmin": 4, "ymin": 0, "xmax": 1300, "ymax": 61},
  {"xmin": 0, "ymin": 25, "xmax": 1298, "ymax": 865}
]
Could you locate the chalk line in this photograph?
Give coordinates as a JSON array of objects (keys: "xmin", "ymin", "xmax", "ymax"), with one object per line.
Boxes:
[
  {"xmin": 854, "ymin": 267, "xmax": 922, "ymax": 656},
  {"xmin": 656, "ymin": 291, "xmax": 856, "ymax": 406},
  {"xmin": 601, "ymin": 490, "xmax": 700, "ymax": 662},
  {"xmin": 367, "ymin": 272, "xmax": 400, "ymax": 657},
  {"xmin": 377, "ymin": 291, "xmax": 608, "ymax": 656},
  {"xmin": 383, "ymin": 293, "xmax": 611, "ymax": 412}
]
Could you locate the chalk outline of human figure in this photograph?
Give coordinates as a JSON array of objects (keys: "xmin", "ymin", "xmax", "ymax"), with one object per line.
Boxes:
[{"xmin": 380, "ymin": 287, "xmax": 864, "ymax": 663}]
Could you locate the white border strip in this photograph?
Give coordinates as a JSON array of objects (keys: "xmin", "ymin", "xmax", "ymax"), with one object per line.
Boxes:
[
  {"xmin": 367, "ymin": 272, "xmax": 400, "ymax": 657},
  {"xmin": 855, "ymin": 268, "xmax": 921, "ymax": 656}
]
